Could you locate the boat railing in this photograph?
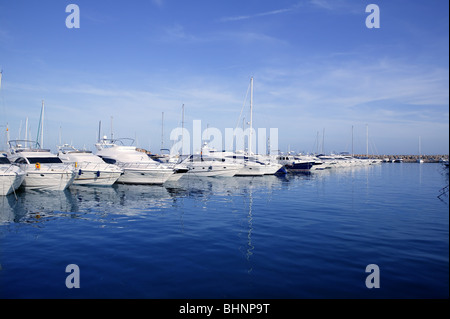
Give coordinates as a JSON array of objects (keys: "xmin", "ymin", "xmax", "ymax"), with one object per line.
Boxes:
[
  {"xmin": 17, "ymin": 162, "xmax": 76, "ymax": 172},
  {"xmin": 69, "ymin": 161, "xmax": 122, "ymax": 172},
  {"xmin": 117, "ymin": 162, "xmax": 167, "ymax": 170}
]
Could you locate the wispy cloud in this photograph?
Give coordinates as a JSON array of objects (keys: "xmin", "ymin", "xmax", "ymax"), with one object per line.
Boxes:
[{"xmin": 220, "ymin": 4, "xmax": 300, "ymax": 22}]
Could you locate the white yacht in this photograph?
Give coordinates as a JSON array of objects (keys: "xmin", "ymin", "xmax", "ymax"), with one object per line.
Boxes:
[
  {"xmin": 7, "ymin": 140, "xmax": 76, "ymax": 191},
  {"xmin": 277, "ymin": 154, "xmax": 316, "ymax": 172},
  {"xmin": 181, "ymin": 154, "xmax": 242, "ymax": 177},
  {"xmin": 202, "ymin": 148, "xmax": 264, "ymax": 176},
  {"xmin": 0, "ymin": 154, "xmax": 26, "ymax": 195},
  {"xmin": 57, "ymin": 144, "xmax": 123, "ymax": 186},
  {"xmin": 150, "ymin": 149, "xmax": 188, "ymax": 182},
  {"xmin": 95, "ymin": 137, "xmax": 174, "ymax": 184}
]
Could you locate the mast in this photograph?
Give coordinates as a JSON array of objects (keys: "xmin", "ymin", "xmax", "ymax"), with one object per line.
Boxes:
[
  {"xmin": 36, "ymin": 100, "xmax": 44, "ymax": 149},
  {"xmin": 25, "ymin": 117, "xmax": 28, "ymax": 148},
  {"xmin": 249, "ymin": 76, "xmax": 253, "ymax": 155},
  {"xmin": 41, "ymin": 100, "xmax": 44, "ymax": 148},
  {"xmin": 181, "ymin": 104, "xmax": 185, "ymax": 155},
  {"xmin": 98, "ymin": 121, "xmax": 102, "ymax": 142},
  {"xmin": 351, "ymin": 125, "xmax": 354, "ymax": 157},
  {"xmin": 419, "ymin": 136, "xmax": 421, "ymax": 159},
  {"xmin": 110, "ymin": 116, "xmax": 114, "ymax": 140},
  {"xmin": 161, "ymin": 111, "xmax": 164, "ymax": 151},
  {"xmin": 366, "ymin": 124, "xmax": 369, "ymax": 157}
]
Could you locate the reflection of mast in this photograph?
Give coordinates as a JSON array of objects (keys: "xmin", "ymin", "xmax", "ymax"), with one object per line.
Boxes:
[{"xmin": 246, "ymin": 185, "xmax": 254, "ymax": 273}]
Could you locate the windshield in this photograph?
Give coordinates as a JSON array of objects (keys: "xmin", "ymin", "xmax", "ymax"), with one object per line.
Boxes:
[
  {"xmin": 0, "ymin": 157, "xmax": 11, "ymax": 164},
  {"xmin": 27, "ymin": 157, "xmax": 63, "ymax": 164}
]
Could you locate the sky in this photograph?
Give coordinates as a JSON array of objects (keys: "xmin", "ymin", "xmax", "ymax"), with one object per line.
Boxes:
[{"xmin": 0, "ymin": 0, "xmax": 448, "ymax": 155}]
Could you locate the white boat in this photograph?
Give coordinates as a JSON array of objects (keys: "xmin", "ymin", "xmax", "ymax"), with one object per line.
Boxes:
[
  {"xmin": 276, "ymin": 154, "xmax": 316, "ymax": 172},
  {"xmin": 0, "ymin": 154, "xmax": 26, "ymax": 195},
  {"xmin": 57, "ymin": 144, "xmax": 123, "ymax": 186},
  {"xmin": 202, "ymin": 148, "xmax": 264, "ymax": 176},
  {"xmin": 7, "ymin": 140, "xmax": 76, "ymax": 191},
  {"xmin": 95, "ymin": 137, "xmax": 174, "ymax": 184},
  {"xmin": 151, "ymin": 150, "xmax": 189, "ymax": 182},
  {"xmin": 181, "ymin": 154, "xmax": 242, "ymax": 177}
]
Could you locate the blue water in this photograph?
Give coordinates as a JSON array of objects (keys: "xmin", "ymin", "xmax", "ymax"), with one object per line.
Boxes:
[{"xmin": 0, "ymin": 163, "xmax": 448, "ymax": 299}]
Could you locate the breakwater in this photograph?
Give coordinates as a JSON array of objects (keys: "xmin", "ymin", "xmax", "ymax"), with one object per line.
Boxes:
[{"xmin": 354, "ymin": 154, "xmax": 449, "ymax": 163}]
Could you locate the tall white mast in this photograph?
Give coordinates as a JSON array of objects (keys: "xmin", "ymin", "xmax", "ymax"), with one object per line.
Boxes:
[
  {"xmin": 161, "ymin": 111, "xmax": 164, "ymax": 151},
  {"xmin": 41, "ymin": 100, "xmax": 44, "ymax": 148},
  {"xmin": 249, "ymin": 77, "xmax": 253, "ymax": 155},
  {"xmin": 366, "ymin": 124, "xmax": 369, "ymax": 157},
  {"xmin": 181, "ymin": 104, "xmax": 185, "ymax": 155},
  {"xmin": 25, "ymin": 117, "xmax": 28, "ymax": 148}
]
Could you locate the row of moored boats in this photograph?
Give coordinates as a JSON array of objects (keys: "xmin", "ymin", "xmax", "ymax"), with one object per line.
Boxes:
[{"xmin": 0, "ymin": 137, "xmax": 382, "ymax": 196}]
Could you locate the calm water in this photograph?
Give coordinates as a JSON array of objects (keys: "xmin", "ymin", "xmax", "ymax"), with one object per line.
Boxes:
[{"xmin": 0, "ymin": 163, "xmax": 448, "ymax": 299}]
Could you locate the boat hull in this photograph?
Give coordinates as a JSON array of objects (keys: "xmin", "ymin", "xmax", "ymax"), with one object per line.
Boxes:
[
  {"xmin": 117, "ymin": 168, "xmax": 174, "ymax": 184},
  {"xmin": 0, "ymin": 173, "xmax": 25, "ymax": 195},
  {"xmin": 21, "ymin": 170, "xmax": 76, "ymax": 191},
  {"xmin": 73, "ymin": 169, "xmax": 122, "ymax": 186},
  {"xmin": 185, "ymin": 166, "xmax": 240, "ymax": 177}
]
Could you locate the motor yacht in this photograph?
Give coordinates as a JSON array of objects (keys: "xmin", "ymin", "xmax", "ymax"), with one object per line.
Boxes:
[
  {"xmin": 7, "ymin": 140, "xmax": 76, "ymax": 191},
  {"xmin": 180, "ymin": 154, "xmax": 242, "ymax": 177},
  {"xmin": 0, "ymin": 154, "xmax": 26, "ymax": 195},
  {"xmin": 95, "ymin": 137, "xmax": 174, "ymax": 184},
  {"xmin": 58, "ymin": 144, "xmax": 123, "ymax": 186}
]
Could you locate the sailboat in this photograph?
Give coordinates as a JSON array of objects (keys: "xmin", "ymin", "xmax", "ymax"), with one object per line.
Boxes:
[{"xmin": 221, "ymin": 77, "xmax": 281, "ymax": 176}]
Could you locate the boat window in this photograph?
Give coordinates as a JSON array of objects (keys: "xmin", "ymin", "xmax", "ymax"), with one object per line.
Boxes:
[
  {"xmin": 100, "ymin": 157, "xmax": 116, "ymax": 165},
  {"xmin": 0, "ymin": 157, "xmax": 12, "ymax": 164},
  {"xmin": 27, "ymin": 157, "xmax": 63, "ymax": 164},
  {"xmin": 15, "ymin": 158, "xmax": 28, "ymax": 164}
]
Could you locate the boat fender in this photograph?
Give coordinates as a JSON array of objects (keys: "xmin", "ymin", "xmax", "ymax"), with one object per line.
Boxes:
[
  {"xmin": 96, "ymin": 171, "xmax": 100, "ymax": 177},
  {"xmin": 75, "ymin": 162, "xmax": 78, "ymax": 168},
  {"xmin": 78, "ymin": 169, "xmax": 83, "ymax": 176},
  {"xmin": 35, "ymin": 162, "xmax": 41, "ymax": 170}
]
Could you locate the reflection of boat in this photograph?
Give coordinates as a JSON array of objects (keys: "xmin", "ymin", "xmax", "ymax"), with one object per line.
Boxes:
[
  {"xmin": 58, "ymin": 144, "xmax": 123, "ymax": 186},
  {"xmin": 95, "ymin": 137, "xmax": 174, "ymax": 184},
  {"xmin": 0, "ymin": 154, "xmax": 25, "ymax": 195},
  {"xmin": 7, "ymin": 140, "xmax": 76, "ymax": 191}
]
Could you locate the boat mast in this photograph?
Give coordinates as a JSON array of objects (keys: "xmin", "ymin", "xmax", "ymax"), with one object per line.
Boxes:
[
  {"xmin": 249, "ymin": 76, "xmax": 253, "ymax": 155},
  {"xmin": 181, "ymin": 104, "xmax": 185, "ymax": 155},
  {"xmin": 161, "ymin": 111, "xmax": 164, "ymax": 151},
  {"xmin": 36, "ymin": 100, "xmax": 44, "ymax": 149},
  {"xmin": 366, "ymin": 124, "xmax": 369, "ymax": 158}
]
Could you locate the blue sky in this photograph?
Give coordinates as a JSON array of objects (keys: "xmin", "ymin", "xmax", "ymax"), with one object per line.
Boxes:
[{"xmin": 0, "ymin": 0, "xmax": 448, "ymax": 155}]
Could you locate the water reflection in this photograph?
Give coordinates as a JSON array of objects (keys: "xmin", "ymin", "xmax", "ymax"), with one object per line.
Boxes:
[{"xmin": 1, "ymin": 167, "xmax": 382, "ymax": 226}]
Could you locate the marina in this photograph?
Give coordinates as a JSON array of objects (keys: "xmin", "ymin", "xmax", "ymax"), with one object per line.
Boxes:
[{"xmin": 0, "ymin": 1, "xmax": 448, "ymax": 303}]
